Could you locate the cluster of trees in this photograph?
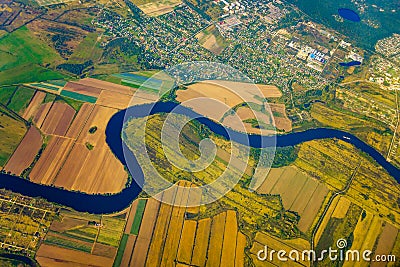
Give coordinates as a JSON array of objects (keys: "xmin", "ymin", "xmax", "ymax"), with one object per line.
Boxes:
[{"xmin": 57, "ymin": 60, "xmax": 93, "ymax": 75}]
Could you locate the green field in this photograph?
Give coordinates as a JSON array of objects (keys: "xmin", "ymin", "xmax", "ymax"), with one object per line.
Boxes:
[
  {"xmin": 60, "ymin": 90, "xmax": 97, "ymax": 104},
  {"xmin": 7, "ymin": 87, "xmax": 35, "ymax": 114},
  {"xmin": 0, "ymin": 64, "xmax": 65, "ymax": 86},
  {"xmin": 46, "ymin": 80, "xmax": 67, "ymax": 87},
  {"xmin": 30, "ymin": 83, "xmax": 60, "ymax": 91},
  {"xmin": 113, "ymin": 233, "xmax": 129, "ymax": 267},
  {"xmin": 130, "ymin": 199, "xmax": 147, "ymax": 235},
  {"xmin": 0, "ymin": 26, "xmax": 64, "ymax": 85},
  {"xmin": 0, "ymin": 86, "xmax": 16, "ymax": 105},
  {"xmin": 69, "ymin": 32, "xmax": 103, "ymax": 63},
  {"xmin": 0, "ymin": 106, "xmax": 27, "ymax": 166},
  {"xmin": 97, "ymin": 216, "xmax": 125, "ymax": 247}
]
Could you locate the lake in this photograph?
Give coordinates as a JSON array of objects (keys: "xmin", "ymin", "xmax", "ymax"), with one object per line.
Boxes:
[{"xmin": 338, "ymin": 8, "xmax": 361, "ymax": 22}]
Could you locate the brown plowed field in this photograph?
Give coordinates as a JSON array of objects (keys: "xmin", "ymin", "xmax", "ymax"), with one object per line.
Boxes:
[
  {"xmin": 4, "ymin": 127, "xmax": 42, "ymax": 175},
  {"xmin": 29, "ymin": 136, "xmax": 74, "ymax": 185},
  {"xmin": 63, "ymin": 81, "xmax": 102, "ymax": 97},
  {"xmin": 22, "ymin": 91, "xmax": 46, "ymax": 120},
  {"xmin": 370, "ymin": 223, "xmax": 398, "ymax": 267},
  {"xmin": 78, "ymin": 105, "xmax": 118, "ymax": 147},
  {"xmin": 54, "ymin": 144, "xmax": 127, "ymax": 194},
  {"xmin": 77, "ymin": 78, "xmax": 134, "ymax": 95},
  {"xmin": 36, "ymin": 244, "xmax": 113, "ymax": 267},
  {"xmin": 40, "ymin": 102, "xmax": 76, "ymax": 136},
  {"xmin": 65, "ymin": 103, "xmax": 95, "ymax": 139},
  {"xmin": 33, "ymin": 102, "xmax": 53, "ymax": 128},
  {"xmin": 270, "ymin": 103, "xmax": 292, "ymax": 132}
]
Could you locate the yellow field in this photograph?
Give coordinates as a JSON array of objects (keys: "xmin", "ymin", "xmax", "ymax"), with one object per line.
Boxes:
[
  {"xmin": 176, "ymin": 80, "xmax": 275, "ymax": 122},
  {"xmin": 133, "ymin": 0, "xmax": 182, "ymax": 16},
  {"xmin": 191, "ymin": 218, "xmax": 212, "ymax": 266},
  {"xmin": 331, "ymin": 196, "xmax": 351, "ymax": 219},
  {"xmin": 206, "ymin": 211, "xmax": 227, "ymax": 266},
  {"xmin": 257, "ymin": 166, "xmax": 329, "ymax": 232},
  {"xmin": 161, "ymin": 181, "xmax": 191, "ymax": 266},
  {"xmin": 220, "ymin": 210, "xmax": 238, "ymax": 267},
  {"xmin": 145, "ymin": 188, "xmax": 176, "ymax": 267},
  {"xmin": 235, "ymin": 232, "xmax": 247, "ymax": 267},
  {"xmin": 176, "ymin": 220, "xmax": 197, "ymax": 264}
]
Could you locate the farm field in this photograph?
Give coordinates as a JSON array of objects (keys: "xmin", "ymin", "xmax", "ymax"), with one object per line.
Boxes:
[
  {"xmin": 40, "ymin": 102, "xmax": 76, "ymax": 136},
  {"xmin": 222, "ymin": 103, "xmax": 291, "ymax": 133},
  {"xmin": 270, "ymin": 103, "xmax": 292, "ymax": 132},
  {"xmin": 256, "ymin": 166, "xmax": 329, "ymax": 232},
  {"xmin": 36, "ymin": 210, "xmax": 125, "ymax": 266},
  {"xmin": 26, "ymin": 82, "xmax": 64, "ymax": 93},
  {"xmin": 63, "ymin": 81, "xmax": 102, "ymax": 98},
  {"xmin": 78, "ymin": 78, "xmax": 135, "ymax": 95},
  {"xmin": 6, "ymin": 86, "xmax": 35, "ymax": 114},
  {"xmin": 29, "ymin": 102, "xmax": 127, "ymax": 193},
  {"xmin": 22, "ymin": 91, "xmax": 47, "ymax": 120},
  {"xmin": 29, "ymin": 136, "xmax": 75, "ymax": 185},
  {"xmin": 33, "ymin": 102, "xmax": 54, "ymax": 129},
  {"xmin": 5, "ymin": 78, "xmax": 140, "ymax": 194},
  {"xmin": 0, "ymin": 26, "xmax": 63, "ymax": 85},
  {"xmin": 132, "ymin": 0, "xmax": 182, "ymax": 16},
  {"xmin": 96, "ymin": 90, "xmax": 132, "ymax": 109},
  {"xmin": 114, "ymin": 182, "xmax": 248, "ymax": 267},
  {"xmin": 222, "ymin": 106, "xmax": 274, "ymax": 135},
  {"xmin": 177, "ymin": 80, "xmax": 286, "ymax": 132},
  {"xmin": 4, "ymin": 127, "xmax": 43, "ymax": 176},
  {"xmin": 54, "ymin": 143, "xmax": 127, "ymax": 193},
  {"xmin": 65, "ymin": 103, "xmax": 95, "ymax": 138},
  {"xmin": 196, "ymin": 25, "xmax": 229, "ymax": 55},
  {"xmin": 177, "ymin": 80, "xmax": 274, "ymax": 121},
  {"xmin": 0, "ymin": 106, "xmax": 27, "ymax": 167}
]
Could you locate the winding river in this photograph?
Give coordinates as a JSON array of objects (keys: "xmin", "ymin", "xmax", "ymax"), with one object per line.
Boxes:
[{"xmin": 0, "ymin": 101, "xmax": 398, "ymax": 214}]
